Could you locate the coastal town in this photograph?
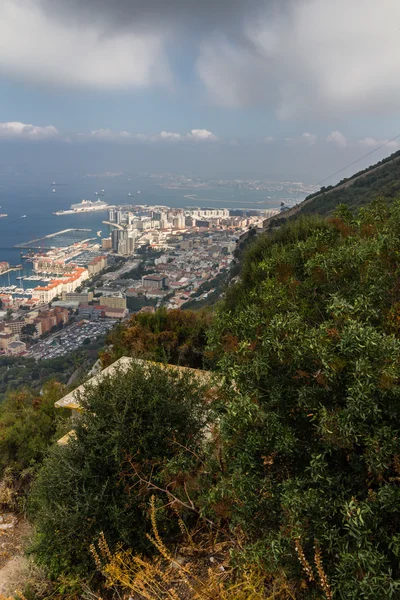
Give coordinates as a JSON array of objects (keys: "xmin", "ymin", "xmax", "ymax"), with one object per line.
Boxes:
[{"xmin": 0, "ymin": 203, "xmax": 275, "ymax": 359}]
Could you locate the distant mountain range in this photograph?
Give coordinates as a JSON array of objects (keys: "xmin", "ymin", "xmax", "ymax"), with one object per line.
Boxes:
[{"xmin": 272, "ymin": 148, "xmax": 400, "ymax": 222}]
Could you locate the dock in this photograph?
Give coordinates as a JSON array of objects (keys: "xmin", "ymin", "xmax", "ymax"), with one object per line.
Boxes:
[
  {"xmin": 15, "ymin": 229, "xmax": 92, "ymax": 249},
  {"xmin": 0, "ymin": 265, "xmax": 23, "ymax": 276}
]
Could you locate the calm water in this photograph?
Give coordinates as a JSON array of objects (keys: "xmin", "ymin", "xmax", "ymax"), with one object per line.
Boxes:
[{"xmin": 0, "ymin": 175, "xmax": 303, "ymax": 287}]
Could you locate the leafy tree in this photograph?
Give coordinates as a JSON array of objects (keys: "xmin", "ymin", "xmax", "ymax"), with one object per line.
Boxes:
[
  {"xmin": 29, "ymin": 363, "xmax": 210, "ymax": 577},
  {"xmin": 21, "ymin": 323, "xmax": 37, "ymax": 338},
  {"xmin": 204, "ymin": 203, "xmax": 400, "ymax": 598}
]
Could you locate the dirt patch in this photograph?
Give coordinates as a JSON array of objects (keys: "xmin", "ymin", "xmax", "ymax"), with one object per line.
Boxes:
[{"xmin": 0, "ymin": 514, "xmax": 33, "ymax": 594}]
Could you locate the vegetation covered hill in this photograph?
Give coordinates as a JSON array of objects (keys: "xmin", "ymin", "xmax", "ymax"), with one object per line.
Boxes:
[
  {"xmin": 4, "ymin": 201, "xmax": 400, "ymax": 598},
  {"xmin": 272, "ymin": 149, "xmax": 400, "ymax": 220}
]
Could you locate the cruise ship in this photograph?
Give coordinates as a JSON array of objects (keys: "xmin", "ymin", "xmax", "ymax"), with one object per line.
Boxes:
[{"xmin": 54, "ymin": 199, "xmax": 110, "ymax": 216}]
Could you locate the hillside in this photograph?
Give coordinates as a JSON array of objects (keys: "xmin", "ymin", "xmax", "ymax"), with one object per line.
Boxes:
[
  {"xmin": 0, "ymin": 203, "xmax": 396, "ymax": 598},
  {"xmin": 267, "ymin": 148, "xmax": 400, "ymax": 223}
]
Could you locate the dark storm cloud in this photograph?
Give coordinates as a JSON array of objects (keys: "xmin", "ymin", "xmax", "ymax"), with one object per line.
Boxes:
[
  {"xmin": 41, "ymin": 0, "xmax": 267, "ymax": 30},
  {"xmin": 1, "ymin": 0, "xmax": 400, "ymax": 119}
]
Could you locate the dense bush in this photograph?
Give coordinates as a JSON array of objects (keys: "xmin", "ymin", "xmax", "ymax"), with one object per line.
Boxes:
[
  {"xmin": 204, "ymin": 202, "xmax": 400, "ymax": 598},
  {"xmin": 0, "ymin": 381, "xmax": 66, "ymax": 476},
  {"xmin": 103, "ymin": 307, "xmax": 213, "ymax": 369},
  {"xmin": 29, "ymin": 363, "xmax": 210, "ymax": 577}
]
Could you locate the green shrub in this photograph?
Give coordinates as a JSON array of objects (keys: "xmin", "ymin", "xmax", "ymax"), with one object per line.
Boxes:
[
  {"xmin": 205, "ymin": 202, "xmax": 400, "ymax": 598},
  {"xmin": 0, "ymin": 381, "xmax": 65, "ymax": 476},
  {"xmin": 104, "ymin": 307, "xmax": 213, "ymax": 369},
  {"xmin": 29, "ymin": 363, "xmax": 210, "ymax": 577}
]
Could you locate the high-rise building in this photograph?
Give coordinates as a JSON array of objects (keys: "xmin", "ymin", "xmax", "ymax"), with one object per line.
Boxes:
[{"xmin": 111, "ymin": 229, "xmax": 131, "ymax": 255}]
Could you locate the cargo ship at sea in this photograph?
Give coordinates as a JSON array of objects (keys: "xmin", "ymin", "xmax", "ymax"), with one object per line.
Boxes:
[{"xmin": 54, "ymin": 199, "xmax": 111, "ymax": 215}]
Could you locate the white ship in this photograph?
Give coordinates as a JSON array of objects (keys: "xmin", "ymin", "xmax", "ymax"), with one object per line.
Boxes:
[{"xmin": 54, "ymin": 199, "xmax": 110, "ymax": 216}]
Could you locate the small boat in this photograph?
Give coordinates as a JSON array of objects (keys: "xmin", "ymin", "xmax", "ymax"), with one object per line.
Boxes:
[
  {"xmin": 21, "ymin": 215, "xmax": 27, "ymax": 218},
  {"xmin": 52, "ymin": 189, "xmax": 56, "ymax": 193}
]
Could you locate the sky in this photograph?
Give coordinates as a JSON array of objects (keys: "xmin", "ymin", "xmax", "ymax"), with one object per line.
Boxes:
[{"xmin": 1, "ymin": 0, "xmax": 400, "ymax": 182}]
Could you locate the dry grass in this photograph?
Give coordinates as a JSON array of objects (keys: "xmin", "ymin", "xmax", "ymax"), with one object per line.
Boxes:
[{"xmin": 91, "ymin": 496, "xmax": 297, "ymax": 600}]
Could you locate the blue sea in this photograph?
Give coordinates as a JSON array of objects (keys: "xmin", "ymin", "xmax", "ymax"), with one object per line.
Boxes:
[{"xmin": 0, "ymin": 175, "xmax": 304, "ymax": 287}]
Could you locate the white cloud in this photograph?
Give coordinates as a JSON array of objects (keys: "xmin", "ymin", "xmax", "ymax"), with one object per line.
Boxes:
[
  {"xmin": 84, "ymin": 128, "xmax": 217, "ymax": 142},
  {"xmin": 89, "ymin": 129, "xmax": 135, "ymax": 140},
  {"xmin": 302, "ymin": 132, "xmax": 317, "ymax": 145},
  {"xmin": 188, "ymin": 129, "xmax": 218, "ymax": 141},
  {"xmin": 327, "ymin": 131, "xmax": 347, "ymax": 148},
  {"xmin": 0, "ymin": 121, "xmax": 59, "ymax": 139},
  {"xmin": 286, "ymin": 132, "xmax": 317, "ymax": 146},
  {"xmin": 358, "ymin": 137, "xmax": 400, "ymax": 149},
  {"xmin": 0, "ymin": 0, "xmax": 172, "ymax": 89},
  {"xmin": 197, "ymin": 0, "xmax": 400, "ymax": 118},
  {"xmin": 160, "ymin": 131, "xmax": 183, "ymax": 141}
]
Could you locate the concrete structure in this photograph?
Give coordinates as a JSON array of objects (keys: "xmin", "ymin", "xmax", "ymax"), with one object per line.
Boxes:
[
  {"xmin": 0, "ymin": 295, "xmax": 14, "ymax": 309},
  {"xmin": 101, "ymin": 295, "xmax": 127, "ymax": 309},
  {"xmin": 33, "ymin": 307, "xmax": 69, "ymax": 336},
  {"xmin": 5, "ymin": 321, "xmax": 25, "ymax": 335},
  {"xmin": 102, "ymin": 238, "xmax": 112, "ymax": 250},
  {"xmin": 6, "ymin": 340, "xmax": 26, "ymax": 356},
  {"xmin": 0, "ymin": 262, "xmax": 9, "ymax": 274},
  {"xmin": 78, "ymin": 305, "xmax": 100, "ymax": 321},
  {"xmin": 88, "ymin": 255, "xmax": 107, "ymax": 276},
  {"xmin": 102, "ymin": 306, "xmax": 128, "ymax": 319},
  {"xmin": 142, "ymin": 274, "xmax": 168, "ymax": 290},
  {"xmin": 55, "ymin": 356, "xmax": 217, "ymax": 417},
  {"xmin": 0, "ymin": 332, "xmax": 18, "ymax": 351},
  {"xmin": 62, "ymin": 291, "xmax": 93, "ymax": 304},
  {"xmin": 189, "ymin": 208, "xmax": 229, "ymax": 219}
]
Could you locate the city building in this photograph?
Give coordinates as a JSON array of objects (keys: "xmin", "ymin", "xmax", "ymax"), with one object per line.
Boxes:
[
  {"xmin": 142, "ymin": 274, "xmax": 168, "ymax": 290},
  {"xmin": 102, "ymin": 306, "xmax": 128, "ymax": 319},
  {"xmin": 0, "ymin": 295, "xmax": 14, "ymax": 309},
  {"xmin": 34, "ymin": 267, "xmax": 88, "ymax": 303},
  {"xmin": 0, "ymin": 261, "xmax": 9, "ymax": 274},
  {"xmin": 33, "ymin": 307, "xmax": 69, "ymax": 336},
  {"xmin": 0, "ymin": 332, "xmax": 18, "ymax": 351},
  {"xmin": 78, "ymin": 305, "xmax": 100, "ymax": 321},
  {"xmin": 62, "ymin": 291, "xmax": 94, "ymax": 304},
  {"xmin": 5, "ymin": 321, "xmax": 25, "ymax": 335},
  {"xmin": 88, "ymin": 255, "xmax": 107, "ymax": 276},
  {"xmin": 101, "ymin": 295, "xmax": 127, "ymax": 309},
  {"xmin": 102, "ymin": 238, "xmax": 112, "ymax": 250},
  {"xmin": 6, "ymin": 340, "xmax": 27, "ymax": 356},
  {"xmin": 189, "ymin": 209, "xmax": 229, "ymax": 219}
]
